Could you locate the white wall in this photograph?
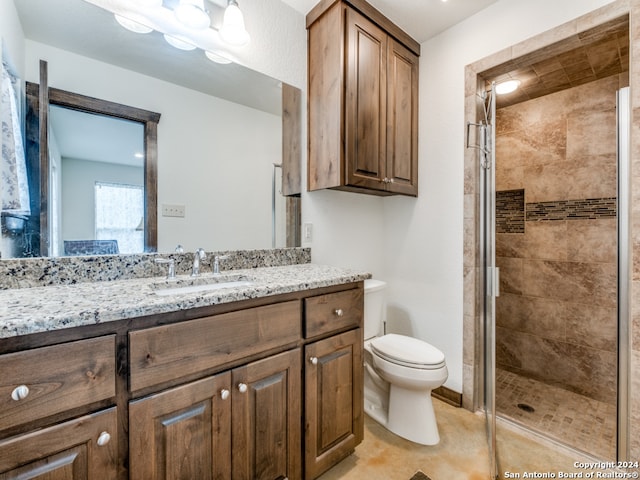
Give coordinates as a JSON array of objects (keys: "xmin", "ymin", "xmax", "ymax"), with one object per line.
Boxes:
[
  {"xmin": 61, "ymin": 158, "xmax": 143, "ymax": 241},
  {"xmin": 0, "ymin": 0, "xmax": 24, "ymax": 76},
  {"xmin": 379, "ymin": 0, "xmax": 617, "ymax": 392}
]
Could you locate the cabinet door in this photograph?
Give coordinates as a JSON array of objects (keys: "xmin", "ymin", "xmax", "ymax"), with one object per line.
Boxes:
[
  {"xmin": 0, "ymin": 408, "xmax": 118, "ymax": 480},
  {"xmin": 232, "ymin": 349, "xmax": 301, "ymax": 480},
  {"xmin": 129, "ymin": 372, "xmax": 232, "ymax": 480},
  {"xmin": 386, "ymin": 38, "xmax": 419, "ymax": 196},
  {"xmin": 345, "ymin": 8, "xmax": 388, "ymax": 190},
  {"xmin": 304, "ymin": 329, "xmax": 363, "ymax": 479}
]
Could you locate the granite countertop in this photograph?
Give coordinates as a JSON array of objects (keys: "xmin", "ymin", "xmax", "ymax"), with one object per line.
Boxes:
[{"xmin": 0, "ymin": 264, "xmax": 371, "ymax": 339}]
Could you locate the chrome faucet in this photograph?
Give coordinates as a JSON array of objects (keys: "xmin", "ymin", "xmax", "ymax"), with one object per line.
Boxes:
[
  {"xmin": 191, "ymin": 248, "xmax": 206, "ymax": 277},
  {"xmin": 212, "ymin": 254, "xmax": 228, "ymax": 275},
  {"xmin": 154, "ymin": 258, "xmax": 176, "ymax": 279}
]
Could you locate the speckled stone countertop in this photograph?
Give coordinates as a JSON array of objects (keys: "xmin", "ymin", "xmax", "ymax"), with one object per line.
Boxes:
[{"xmin": 0, "ymin": 264, "xmax": 371, "ymax": 339}]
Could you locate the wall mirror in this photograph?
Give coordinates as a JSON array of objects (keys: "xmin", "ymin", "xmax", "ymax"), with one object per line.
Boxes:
[{"xmin": 1, "ymin": 0, "xmax": 301, "ymax": 259}]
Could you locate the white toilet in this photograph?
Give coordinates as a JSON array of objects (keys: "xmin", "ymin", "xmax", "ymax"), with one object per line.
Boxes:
[{"xmin": 363, "ymin": 279, "xmax": 448, "ymax": 445}]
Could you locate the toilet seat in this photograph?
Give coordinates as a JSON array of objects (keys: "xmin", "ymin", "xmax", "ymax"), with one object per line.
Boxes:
[{"xmin": 370, "ymin": 334, "xmax": 446, "ymax": 370}]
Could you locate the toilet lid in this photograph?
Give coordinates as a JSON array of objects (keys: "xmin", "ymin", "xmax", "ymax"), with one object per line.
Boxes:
[{"xmin": 371, "ymin": 334, "xmax": 446, "ymax": 369}]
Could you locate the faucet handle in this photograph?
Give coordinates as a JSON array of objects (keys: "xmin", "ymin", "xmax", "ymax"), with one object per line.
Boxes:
[
  {"xmin": 155, "ymin": 258, "xmax": 176, "ymax": 279},
  {"xmin": 196, "ymin": 248, "xmax": 206, "ymax": 260},
  {"xmin": 212, "ymin": 254, "xmax": 229, "ymax": 275},
  {"xmin": 174, "ymin": 244, "xmax": 184, "ymax": 253}
]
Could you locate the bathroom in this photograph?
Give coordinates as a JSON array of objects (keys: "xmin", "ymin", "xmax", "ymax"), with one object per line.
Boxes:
[{"xmin": 1, "ymin": 0, "xmax": 640, "ymax": 478}]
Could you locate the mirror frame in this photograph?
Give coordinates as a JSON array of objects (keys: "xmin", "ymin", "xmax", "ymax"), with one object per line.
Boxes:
[{"xmin": 25, "ymin": 81, "xmax": 161, "ymax": 255}]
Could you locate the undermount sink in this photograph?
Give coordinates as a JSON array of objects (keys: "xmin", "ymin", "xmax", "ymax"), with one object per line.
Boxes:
[{"xmin": 151, "ymin": 274, "xmax": 254, "ymax": 296}]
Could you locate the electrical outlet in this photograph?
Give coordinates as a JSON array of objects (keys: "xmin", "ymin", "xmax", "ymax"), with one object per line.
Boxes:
[
  {"xmin": 303, "ymin": 223, "xmax": 313, "ymax": 241},
  {"xmin": 162, "ymin": 204, "xmax": 186, "ymax": 218}
]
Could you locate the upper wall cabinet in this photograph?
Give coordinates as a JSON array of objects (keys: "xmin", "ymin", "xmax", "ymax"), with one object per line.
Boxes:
[{"xmin": 307, "ymin": 0, "xmax": 420, "ymax": 197}]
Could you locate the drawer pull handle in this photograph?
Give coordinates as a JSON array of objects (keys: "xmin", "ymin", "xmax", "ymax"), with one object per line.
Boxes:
[
  {"xmin": 237, "ymin": 383, "xmax": 248, "ymax": 393},
  {"xmin": 309, "ymin": 357, "xmax": 318, "ymax": 365},
  {"xmin": 97, "ymin": 431, "xmax": 111, "ymax": 447},
  {"xmin": 220, "ymin": 389, "xmax": 230, "ymax": 400},
  {"xmin": 334, "ymin": 308, "xmax": 344, "ymax": 317},
  {"xmin": 11, "ymin": 385, "xmax": 29, "ymax": 401}
]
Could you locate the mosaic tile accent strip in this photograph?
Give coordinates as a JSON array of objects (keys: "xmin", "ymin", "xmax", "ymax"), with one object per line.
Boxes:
[
  {"xmin": 526, "ymin": 197, "xmax": 617, "ymax": 221},
  {"xmin": 496, "ymin": 189, "xmax": 525, "ymax": 234}
]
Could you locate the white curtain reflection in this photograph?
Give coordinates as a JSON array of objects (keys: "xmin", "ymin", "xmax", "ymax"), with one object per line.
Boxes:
[
  {"xmin": 1, "ymin": 61, "xmax": 30, "ymax": 216},
  {"xmin": 95, "ymin": 182, "xmax": 143, "ymax": 254}
]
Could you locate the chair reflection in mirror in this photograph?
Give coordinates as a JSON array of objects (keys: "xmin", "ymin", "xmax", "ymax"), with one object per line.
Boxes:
[{"xmin": 63, "ymin": 239, "xmax": 119, "ymax": 256}]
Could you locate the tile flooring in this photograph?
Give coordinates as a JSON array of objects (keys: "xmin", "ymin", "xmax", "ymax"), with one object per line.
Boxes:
[
  {"xmin": 495, "ymin": 368, "xmax": 617, "ymax": 460},
  {"xmin": 317, "ymin": 397, "xmax": 615, "ymax": 480}
]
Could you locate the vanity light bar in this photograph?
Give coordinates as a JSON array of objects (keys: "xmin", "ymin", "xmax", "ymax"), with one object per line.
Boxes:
[{"xmin": 83, "ymin": 0, "xmax": 249, "ymax": 65}]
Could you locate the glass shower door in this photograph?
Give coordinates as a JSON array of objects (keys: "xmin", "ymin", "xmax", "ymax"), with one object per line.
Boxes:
[{"xmin": 475, "ymin": 84, "xmax": 498, "ymax": 478}]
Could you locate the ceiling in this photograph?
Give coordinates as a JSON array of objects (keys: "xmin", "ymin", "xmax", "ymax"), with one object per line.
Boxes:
[
  {"xmin": 281, "ymin": 0, "xmax": 499, "ymax": 44},
  {"xmin": 482, "ymin": 15, "xmax": 629, "ymax": 108},
  {"xmin": 49, "ymin": 106, "xmax": 144, "ymax": 168}
]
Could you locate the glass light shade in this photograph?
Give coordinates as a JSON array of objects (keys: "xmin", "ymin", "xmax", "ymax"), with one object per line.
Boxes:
[
  {"xmin": 219, "ymin": 2, "xmax": 250, "ymax": 46},
  {"xmin": 115, "ymin": 14, "xmax": 153, "ymax": 34},
  {"xmin": 133, "ymin": 0, "xmax": 162, "ymax": 6},
  {"xmin": 164, "ymin": 34, "xmax": 197, "ymax": 50},
  {"xmin": 495, "ymin": 80, "xmax": 521, "ymax": 95},
  {"xmin": 174, "ymin": 0, "xmax": 210, "ymax": 30},
  {"xmin": 205, "ymin": 50, "xmax": 232, "ymax": 64}
]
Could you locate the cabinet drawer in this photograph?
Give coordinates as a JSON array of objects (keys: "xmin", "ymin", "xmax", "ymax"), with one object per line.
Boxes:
[
  {"xmin": 0, "ymin": 336, "xmax": 116, "ymax": 431},
  {"xmin": 305, "ymin": 288, "xmax": 363, "ymax": 338},
  {"xmin": 129, "ymin": 300, "xmax": 301, "ymax": 393}
]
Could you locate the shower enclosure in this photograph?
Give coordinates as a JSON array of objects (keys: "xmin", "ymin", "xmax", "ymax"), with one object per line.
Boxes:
[{"xmin": 472, "ymin": 78, "xmax": 630, "ymax": 473}]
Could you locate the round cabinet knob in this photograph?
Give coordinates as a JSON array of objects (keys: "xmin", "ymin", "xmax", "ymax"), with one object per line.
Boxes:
[
  {"xmin": 97, "ymin": 431, "xmax": 111, "ymax": 447},
  {"xmin": 11, "ymin": 385, "xmax": 29, "ymax": 401},
  {"xmin": 237, "ymin": 383, "xmax": 248, "ymax": 393},
  {"xmin": 220, "ymin": 389, "xmax": 230, "ymax": 400},
  {"xmin": 309, "ymin": 357, "xmax": 318, "ymax": 365},
  {"xmin": 334, "ymin": 308, "xmax": 344, "ymax": 317}
]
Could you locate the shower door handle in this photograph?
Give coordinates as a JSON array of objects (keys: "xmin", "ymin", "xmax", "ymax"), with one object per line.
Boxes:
[{"xmin": 493, "ymin": 267, "xmax": 500, "ymax": 297}]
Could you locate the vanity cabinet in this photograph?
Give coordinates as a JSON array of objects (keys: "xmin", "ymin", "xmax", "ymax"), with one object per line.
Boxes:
[
  {"xmin": 0, "ymin": 281, "xmax": 364, "ymax": 480},
  {"xmin": 130, "ymin": 349, "xmax": 301, "ymax": 480},
  {"xmin": 0, "ymin": 408, "xmax": 118, "ymax": 480},
  {"xmin": 304, "ymin": 329, "xmax": 363, "ymax": 479},
  {"xmin": 0, "ymin": 336, "xmax": 118, "ymax": 479},
  {"xmin": 307, "ymin": 0, "xmax": 419, "ymax": 197}
]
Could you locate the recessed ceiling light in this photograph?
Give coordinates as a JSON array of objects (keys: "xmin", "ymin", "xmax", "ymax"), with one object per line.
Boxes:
[{"xmin": 495, "ymin": 80, "xmax": 521, "ymax": 95}]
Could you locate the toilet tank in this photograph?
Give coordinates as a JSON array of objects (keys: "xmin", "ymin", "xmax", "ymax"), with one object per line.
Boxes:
[{"xmin": 364, "ymin": 279, "xmax": 387, "ymax": 340}]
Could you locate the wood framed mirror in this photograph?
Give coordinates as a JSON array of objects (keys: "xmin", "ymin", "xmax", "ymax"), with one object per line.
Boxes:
[{"xmin": 25, "ymin": 60, "xmax": 160, "ymax": 256}]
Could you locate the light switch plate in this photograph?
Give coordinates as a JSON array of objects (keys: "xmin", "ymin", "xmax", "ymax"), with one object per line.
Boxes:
[{"xmin": 162, "ymin": 204, "xmax": 186, "ymax": 217}]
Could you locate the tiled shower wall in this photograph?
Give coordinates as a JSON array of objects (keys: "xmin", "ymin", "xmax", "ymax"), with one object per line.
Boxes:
[{"xmin": 494, "ymin": 74, "xmax": 626, "ymax": 405}]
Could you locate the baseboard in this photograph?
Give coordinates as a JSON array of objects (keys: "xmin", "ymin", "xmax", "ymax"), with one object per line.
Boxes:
[{"xmin": 432, "ymin": 386, "xmax": 462, "ymax": 407}]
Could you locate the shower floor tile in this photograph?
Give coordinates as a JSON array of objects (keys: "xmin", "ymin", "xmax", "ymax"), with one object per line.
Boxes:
[{"xmin": 496, "ymin": 368, "xmax": 616, "ymax": 460}]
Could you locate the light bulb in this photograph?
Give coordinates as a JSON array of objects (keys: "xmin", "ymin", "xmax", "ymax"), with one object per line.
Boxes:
[
  {"xmin": 115, "ymin": 14, "xmax": 153, "ymax": 34},
  {"xmin": 495, "ymin": 80, "xmax": 521, "ymax": 95},
  {"xmin": 174, "ymin": 0, "xmax": 210, "ymax": 30},
  {"xmin": 164, "ymin": 34, "xmax": 197, "ymax": 51},
  {"xmin": 219, "ymin": 1, "xmax": 250, "ymax": 46},
  {"xmin": 205, "ymin": 51, "xmax": 233, "ymax": 64}
]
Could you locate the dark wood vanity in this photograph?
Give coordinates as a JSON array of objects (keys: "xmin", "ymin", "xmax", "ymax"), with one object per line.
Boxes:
[{"xmin": 0, "ymin": 281, "xmax": 364, "ymax": 480}]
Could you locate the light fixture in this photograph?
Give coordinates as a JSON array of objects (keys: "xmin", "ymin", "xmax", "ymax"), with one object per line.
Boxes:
[
  {"xmin": 219, "ymin": 0, "xmax": 250, "ymax": 46},
  {"xmin": 174, "ymin": 0, "xmax": 210, "ymax": 30},
  {"xmin": 495, "ymin": 79, "xmax": 521, "ymax": 95},
  {"xmin": 205, "ymin": 50, "xmax": 233, "ymax": 64},
  {"xmin": 164, "ymin": 34, "xmax": 197, "ymax": 50},
  {"xmin": 115, "ymin": 14, "xmax": 153, "ymax": 34},
  {"xmin": 102, "ymin": 0, "xmax": 252, "ymax": 65}
]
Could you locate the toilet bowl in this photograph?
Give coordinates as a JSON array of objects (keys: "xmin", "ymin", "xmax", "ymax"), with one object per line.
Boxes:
[{"xmin": 363, "ymin": 279, "xmax": 448, "ymax": 445}]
